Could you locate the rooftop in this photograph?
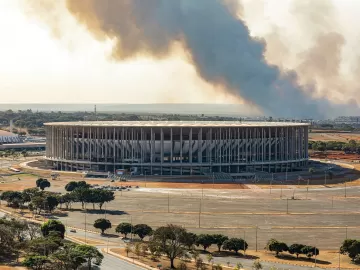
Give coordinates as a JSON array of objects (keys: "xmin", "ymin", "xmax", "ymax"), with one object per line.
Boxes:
[
  {"xmin": 44, "ymin": 121, "xmax": 309, "ymax": 127},
  {"xmin": 0, "ymin": 130, "xmax": 18, "ymax": 137}
]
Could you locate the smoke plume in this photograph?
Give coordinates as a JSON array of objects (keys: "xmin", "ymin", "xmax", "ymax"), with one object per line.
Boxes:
[{"xmin": 62, "ymin": 0, "xmax": 328, "ymax": 118}]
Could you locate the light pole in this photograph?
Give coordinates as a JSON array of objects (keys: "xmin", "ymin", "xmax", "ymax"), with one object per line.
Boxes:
[
  {"xmin": 84, "ymin": 205, "xmax": 87, "ymax": 244},
  {"xmin": 344, "ymin": 181, "xmax": 347, "ymax": 198},
  {"xmin": 325, "ymin": 171, "xmax": 327, "ymax": 186},
  {"xmin": 168, "ymin": 192, "xmax": 170, "ymax": 213},
  {"xmin": 270, "ymin": 174, "xmax": 273, "ymax": 194},
  {"xmin": 255, "ymin": 226, "xmax": 258, "ymax": 252},
  {"xmin": 243, "ymin": 230, "xmax": 246, "ymax": 256},
  {"xmin": 280, "ymin": 187, "xmax": 283, "ymax": 199},
  {"xmin": 198, "ymin": 198, "xmax": 202, "ymax": 228},
  {"xmin": 338, "ymin": 248, "xmax": 341, "ymax": 270},
  {"xmin": 346, "ymin": 225, "xmax": 348, "ymax": 239},
  {"xmin": 286, "ymin": 198, "xmax": 289, "ymax": 214}
]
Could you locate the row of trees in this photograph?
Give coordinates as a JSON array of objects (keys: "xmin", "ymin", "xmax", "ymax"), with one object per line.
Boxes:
[
  {"xmin": 116, "ymin": 223, "xmax": 248, "ymax": 255},
  {"xmin": 265, "ymin": 239, "xmax": 319, "ymax": 259},
  {"xmin": 309, "ymin": 139, "xmax": 360, "ymax": 154},
  {"xmin": 0, "ymin": 216, "xmax": 103, "ymax": 269},
  {"xmin": 1, "ymin": 180, "xmax": 115, "ymax": 215}
]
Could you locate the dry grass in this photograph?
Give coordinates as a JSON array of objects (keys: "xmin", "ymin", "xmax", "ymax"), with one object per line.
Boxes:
[{"xmin": 309, "ymin": 132, "xmax": 360, "ymax": 142}]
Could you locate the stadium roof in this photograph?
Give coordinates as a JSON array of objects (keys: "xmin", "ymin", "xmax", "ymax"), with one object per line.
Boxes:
[{"xmin": 45, "ymin": 121, "xmax": 309, "ymax": 127}]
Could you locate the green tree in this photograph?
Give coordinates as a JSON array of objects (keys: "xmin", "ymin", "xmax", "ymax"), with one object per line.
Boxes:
[
  {"xmin": 64, "ymin": 181, "xmax": 78, "ymax": 192},
  {"xmin": 289, "ymin": 243, "xmax": 306, "ymax": 258},
  {"xmin": 36, "ymin": 178, "xmax": 50, "ymax": 191},
  {"xmin": 22, "ymin": 187, "xmax": 40, "ymax": 203},
  {"xmin": 212, "ymin": 234, "xmax": 229, "ymax": 252},
  {"xmin": 340, "ymin": 239, "xmax": 360, "ymax": 261},
  {"xmin": 41, "ymin": 220, "xmax": 65, "ymax": 239},
  {"xmin": 133, "ymin": 224, "xmax": 153, "ymax": 240},
  {"xmin": 1, "ymin": 190, "xmax": 23, "ymax": 207},
  {"xmin": 265, "ymin": 239, "xmax": 288, "ymax": 256},
  {"xmin": 301, "ymin": 246, "xmax": 319, "ymax": 259},
  {"xmin": 93, "ymin": 218, "xmax": 111, "ymax": 234},
  {"xmin": 182, "ymin": 232, "xmax": 197, "ymax": 250},
  {"xmin": 44, "ymin": 195, "xmax": 59, "ymax": 213},
  {"xmin": 115, "ymin": 222, "xmax": 132, "ymax": 238},
  {"xmin": 60, "ymin": 193, "xmax": 75, "ymax": 210},
  {"xmin": 222, "ymin": 238, "xmax": 248, "ymax": 254},
  {"xmin": 51, "ymin": 244, "xmax": 87, "ymax": 270},
  {"xmin": 22, "ymin": 255, "xmax": 49, "ymax": 270},
  {"xmin": 73, "ymin": 244, "xmax": 104, "ymax": 270},
  {"xmin": 72, "ymin": 187, "xmax": 91, "ymax": 209},
  {"xmin": 150, "ymin": 224, "xmax": 188, "ymax": 269},
  {"xmin": 26, "ymin": 237, "xmax": 61, "ymax": 256},
  {"xmin": 196, "ymin": 234, "xmax": 214, "ymax": 251}
]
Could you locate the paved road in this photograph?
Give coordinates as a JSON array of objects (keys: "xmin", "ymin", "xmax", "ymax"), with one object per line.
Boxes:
[{"xmin": 100, "ymin": 252, "xmax": 144, "ymax": 270}]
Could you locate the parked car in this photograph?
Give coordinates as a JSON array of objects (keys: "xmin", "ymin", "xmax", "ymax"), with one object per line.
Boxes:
[{"xmin": 69, "ymin": 229, "xmax": 76, "ymax": 233}]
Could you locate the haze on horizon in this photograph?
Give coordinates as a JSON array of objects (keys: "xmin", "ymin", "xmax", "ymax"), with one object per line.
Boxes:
[{"xmin": 1, "ymin": 0, "xmax": 360, "ymax": 118}]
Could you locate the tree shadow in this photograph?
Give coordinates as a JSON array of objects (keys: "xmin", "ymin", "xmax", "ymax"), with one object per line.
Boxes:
[
  {"xmin": 276, "ymin": 254, "xmax": 331, "ymax": 265},
  {"xmin": 67, "ymin": 209, "xmax": 128, "ymax": 215},
  {"xmin": 102, "ymin": 233, "xmax": 120, "ymax": 238},
  {"xmin": 212, "ymin": 250, "xmax": 259, "ymax": 260}
]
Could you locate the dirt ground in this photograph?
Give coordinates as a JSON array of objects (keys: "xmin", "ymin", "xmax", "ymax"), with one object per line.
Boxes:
[
  {"xmin": 111, "ymin": 246, "xmax": 359, "ymax": 269},
  {"xmin": 309, "ymin": 132, "xmax": 360, "ymax": 142},
  {"xmin": 310, "ymin": 150, "xmax": 360, "ymax": 162}
]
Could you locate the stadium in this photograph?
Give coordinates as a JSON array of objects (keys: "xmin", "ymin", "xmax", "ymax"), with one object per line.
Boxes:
[{"xmin": 44, "ymin": 121, "xmax": 309, "ymax": 175}]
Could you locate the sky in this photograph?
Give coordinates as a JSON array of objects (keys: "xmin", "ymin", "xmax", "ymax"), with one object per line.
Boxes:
[
  {"xmin": 0, "ymin": 0, "xmax": 360, "ymax": 117},
  {"xmin": 0, "ymin": 0, "xmax": 238, "ymax": 105}
]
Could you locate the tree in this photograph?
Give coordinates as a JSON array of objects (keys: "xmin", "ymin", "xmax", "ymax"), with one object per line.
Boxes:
[
  {"xmin": 93, "ymin": 218, "xmax": 111, "ymax": 234},
  {"xmin": 26, "ymin": 222, "xmax": 40, "ymax": 240},
  {"xmin": 116, "ymin": 222, "xmax": 132, "ymax": 238},
  {"xmin": 41, "ymin": 220, "xmax": 65, "ymax": 239},
  {"xmin": 252, "ymin": 260, "xmax": 262, "ymax": 270},
  {"xmin": 1, "ymin": 190, "xmax": 23, "ymax": 207},
  {"xmin": 65, "ymin": 181, "xmax": 78, "ymax": 192},
  {"xmin": 196, "ymin": 234, "xmax": 214, "ymax": 251},
  {"xmin": 26, "ymin": 237, "xmax": 61, "ymax": 256},
  {"xmin": 36, "ymin": 178, "xmax": 50, "ymax": 191},
  {"xmin": 60, "ymin": 193, "xmax": 75, "ymax": 210},
  {"xmin": 289, "ymin": 243, "xmax": 306, "ymax": 258},
  {"xmin": 212, "ymin": 234, "xmax": 229, "ymax": 252},
  {"xmin": 265, "ymin": 239, "xmax": 288, "ymax": 256},
  {"xmin": 150, "ymin": 224, "xmax": 188, "ymax": 269},
  {"xmin": 22, "ymin": 187, "xmax": 40, "ymax": 203},
  {"xmin": 301, "ymin": 246, "xmax": 319, "ymax": 259},
  {"xmin": 22, "ymin": 255, "xmax": 49, "ymax": 270},
  {"xmin": 51, "ymin": 243, "xmax": 87, "ymax": 270},
  {"xmin": 133, "ymin": 224, "xmax": 153, "ymax": 240},
  {"xmin": 44, "ymin": 195, "xmax": 59, "ymax": 213},
  {"xmin": 182, "ymin": 232, "xmax": 197, "ymax": 250},
  {"xmin": 72, "ymin": 187, "xmax": 91, "ymax": 209},
  {"xmin": 222, "ymin": 238, "xmax": 248, "ymax": 254},
  {"xmin": 340, "ymin": 239, "xmax": 360, "ymax": 261},
  {"xmin": 73, "ymin": 244, "xmax": 104, "ymax": 270}
]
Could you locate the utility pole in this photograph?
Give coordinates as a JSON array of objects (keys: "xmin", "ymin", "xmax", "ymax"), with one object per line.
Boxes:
[
  {"xmin": 286, "ymin": 198, "xmax": 289, "ymax": 214},
  {"xmin": 168, "ymin": 192, "xmax": 170, "ymax": 213},
  {"xmin": 255, "ymin": 226, "xmax": 258, "ymax": 252},
  {"xmin": 84, "ymin": 205, "xmax": 87, "ymax": 244},
  {"xmin": 243, "ymin": 230, "xmax": 246, "ymax": 256},
  {"xmin": 198, "ymin": 198, "xmax": 202, "ymax": 228},
  {"xmin": 344, "ymin": 181, "xmax": 347, "ymax": 198}
]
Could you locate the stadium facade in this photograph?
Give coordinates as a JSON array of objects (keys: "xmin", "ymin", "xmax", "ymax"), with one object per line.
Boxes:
[{"xmin": 44, "ymin": 121, "xmax": 309, "ymax": 175}]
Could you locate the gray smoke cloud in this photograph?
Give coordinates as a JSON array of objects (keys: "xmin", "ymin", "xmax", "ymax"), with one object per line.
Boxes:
[{"xmin": 64, "ymin": 0, "xmax": 330, "ymax": 118}]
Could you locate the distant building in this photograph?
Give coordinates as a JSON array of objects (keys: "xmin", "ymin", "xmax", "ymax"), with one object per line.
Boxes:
[{"xmin": 0, "ymin": 130, "xmax": 22, "ymax": 144}]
